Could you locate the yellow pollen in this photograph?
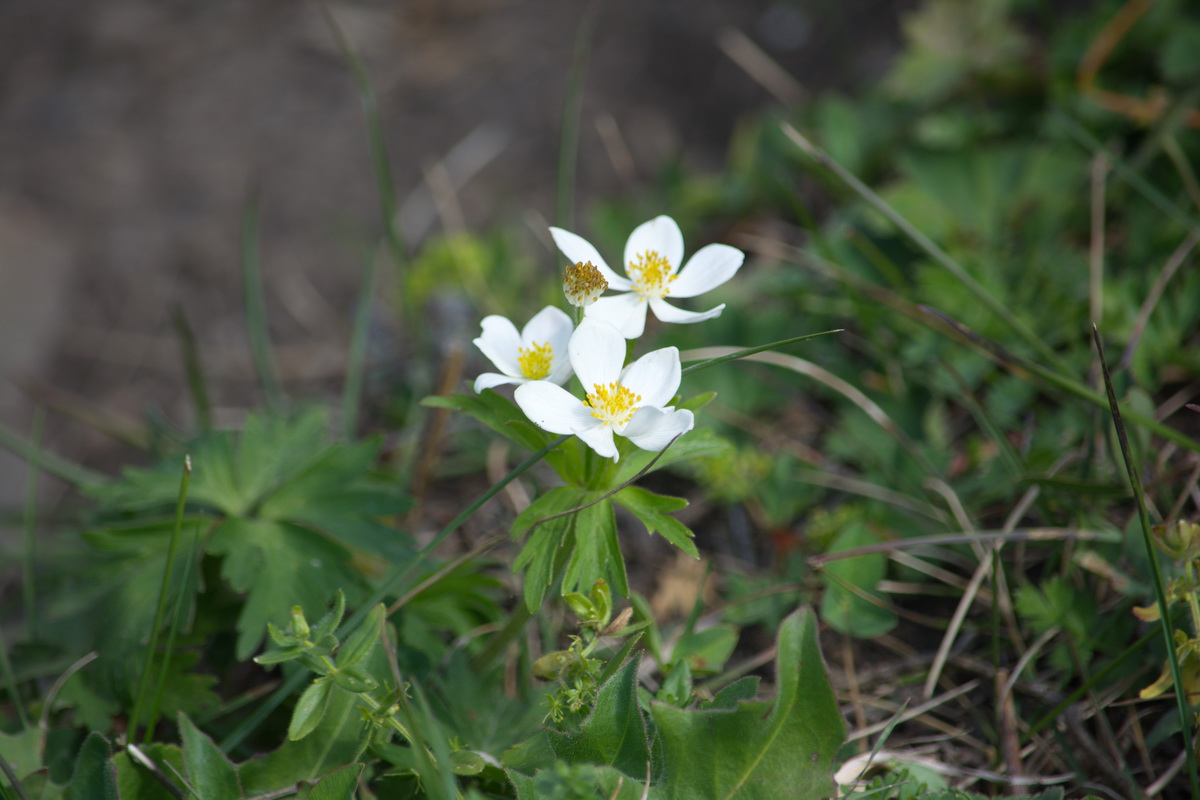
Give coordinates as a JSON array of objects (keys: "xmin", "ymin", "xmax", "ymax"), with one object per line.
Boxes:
[
  {"xmin": 563, "ymin": 261, "xmax": 609, "ymax": 308},
  {"xmin": 517, "ymin": 341, "xmax": 554, "ymax": 379},
  {"xmin": 583, "ymin": 381, "xmax": 642, "ymax": 427},
  {"xmin": 628, "ymin": 250, "xmax": 677, "ymax": 300}
]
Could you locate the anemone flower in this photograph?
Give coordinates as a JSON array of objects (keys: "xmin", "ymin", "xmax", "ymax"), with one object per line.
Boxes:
[
  {"xmin": 472, "ymin": 306, "xmax": 574, "ymax": 393},
  {"xmin": 514, "ymin": 319, "xmax": 694, "ymax": 460},
  {"xmin": 549, "ymin": 215, "xmax": 744, "ymax": 339}
]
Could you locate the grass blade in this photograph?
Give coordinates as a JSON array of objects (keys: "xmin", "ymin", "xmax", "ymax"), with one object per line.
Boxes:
[
  {"xmin": 341, "ymin": 244, "xmax": 379, "ymax": 439},
  {"xmin": 1092, "ymin": 324, "xmax": 1199, "ymax": 797},
  {"xmin": 171, "ymin": 306, "xmax": 212, "ymax": 431},
  {"xmin": 679, "ymin": 329, "xmax": 842, "ymax": 377},
  {"xmin": 129, "ymin": 456, "xmax": 192, "ymax": 743},
  {"xmin": 241, "ymin": 196, "xmax": 282, "ymax": 411},
  {"xmin": 782, "ymin": 122, "xmax": 1072, "ymax": 374}
]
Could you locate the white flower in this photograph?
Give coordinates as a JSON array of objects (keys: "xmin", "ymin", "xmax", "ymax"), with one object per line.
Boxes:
[
  {"xmin": 549, "ymin": 215, "xmax": 744, "ymax": 339},
  {"xmin": 473, "ymin": 306, "xmax": 574, "ymax": 393},
  {"xmin": 514, "ymin": 319, "xmax": 694, "ymax": 461}
]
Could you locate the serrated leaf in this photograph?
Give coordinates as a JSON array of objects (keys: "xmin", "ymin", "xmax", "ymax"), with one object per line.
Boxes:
[
  {"xmin": 650, "ymin": 608, "xmax": 846, "ymax": 799},
  {"xmin": 209, "ymin": 518, "xmax": 362, "ymax": 658},
  {"xmin": 296, "ymin": 763, "xmax": 364, "ymax": 800},
  {"xmin": 562, "ymin": 498, "xmax": 628, "ymax": 598},
  {"xmin": 613, "ymin": 487, "xmax": 698, "ymax": 558},
  {"xmin": 64, "ymin": 732, "xmax": 117, "ymax": 800},
  {"xmin": 179, "ymin": 712, "xmax": 242, "ymax": 800},
  {"xmin": 289, "ymin": 679, "xmax": 334, "ymax": 741},
  {"xmin": 512, "ymin": 487, "xmax": 588, "ymax": 542},
  {"xmin": 547, "ymin": 656, "xmax": 652, "ymax": 779}
]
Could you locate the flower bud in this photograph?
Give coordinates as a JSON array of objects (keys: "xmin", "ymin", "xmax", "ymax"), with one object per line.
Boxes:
[{"xmin": 563, "ymin": 261, "xmax": 608, "ymax": 308}]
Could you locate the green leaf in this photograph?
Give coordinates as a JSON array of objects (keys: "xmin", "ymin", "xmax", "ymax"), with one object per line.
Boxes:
[
  {"xmin": 209, "ymin": 517, "xmax": 362, "ymax": 658},
  {"xmin": 513, "ymin": 488, "xmax": 588, "ymax": 611},
  {"xmin": 239, "ymin": 687, "xmax": 366, "ymax": 794},
  {"xmin": 64, "ymin": 732, "xmax": 117, "ymax": 800},
  {"xmin": 114, "ymin": 743, "xmax": 183, "ymax": 800},
  {"xmin": 612, "ymin": 428, "xmax": 732, "ymax": 485},
  {"xmin": 650, "ymin": 608, "xmax": 846, "ymax": 799},
  {"xmin": 296, "ymin": 763, "xmax": 365, "ymax": 800},
  {"xmin": 0, "ymin": 728, "xmax": 44, "ymax": 787},
  {"xmin": 818, "ymin": 521, "xmax": 897, "ymax": 638},
  {"xmin": 289, "ymin": 678, "xmax": 334, "ymax": 741},
  {"xmin": 613, "ymin": 487, "xmax": 698, "ymax": 558},
  {"xmin": 179, "ymin": 712, "xmax": 242, "ymax": 800},
  {"xmin": 701, "ymin": 676, "xmax": 760, "ymax": 711},
  {"xmin": 512, "ymin": 487, "xmax": 587, "ymax": 542},
  {"xmin": 423, "ymin": 392, "xmax": 554, "ymax": 453},
  {"xmin": 658, "ymin": 660, "xmax": 693, "ymax": 707},
  {"xmin": 546, "ymin": 656, "xmax": 652, "ymax": 779},
  {"xmin": 562, "ymin": 498, "xmax": 628, "ymax": 599},
  {"xmin": 337, "ymin": 604, "xmax": 384, "ymax": 669},
  {"xmin": 670, "ymin": 625, "xmax": 739, "ymax": 674}
]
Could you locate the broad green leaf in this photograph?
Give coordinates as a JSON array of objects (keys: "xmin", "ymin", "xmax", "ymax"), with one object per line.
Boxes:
[
  {"xmin": 179, "ymin": 712, "xmax": 242, "ymax": 800},
  {"xmin": 670, "ymin": 625, "xmax": 738, "ymax": 674},
  {"xmin": 650, "ymin": 608, "xmax": 846, "ymax": 800},
  {"xmin": 546, "ymin": 656, "xmax": 652, "ymax": 779},
  {"xmin": 289, "ymin": 678, "xmax": 334, "ymax": 741},
  {"xmin": 296, "ymin": 763, "xmax": 364, "ymax": 800},
  {"xmin": 819, "ymin": 521, "xmax": 896, "ymax": 638},
  {"xmin": 114, "ymin": 743, "xmax": 183, "ymax": 800},
  {"xmin": 562, "ymin": 498, "xmax": 628, "ymax": 598},
  {"xmin": 209, "ymin": 517, "xmax": 362, "ymax": 658},
  {"xmin": 239, "ymin": 685, "xmax": 366, "ymax": 794},
  {"xmin": 0, "ymin": 728, "xmax": 44, "ymax": 786},
  {"xmin": 613, "ymin": 487, "xmax": 698, "ymax": 558},
  {"xmin": 64, "ymin": 732, "xmax": 117, "ymax": 800},
  {"xmin": 701, "ymin": 676, "xmax": 760, "ymax": 711}
]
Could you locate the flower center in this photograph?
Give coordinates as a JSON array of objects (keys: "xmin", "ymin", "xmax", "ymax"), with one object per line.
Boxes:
[
  {"xmin": 517, "ymin": 341, "xmax": 554, "ymax": 379},
  {"xmin": 628, "ymin": 250, "xmax": 676, "ymax": 300},
  {"xmin": 584, "ymin": 381, "xmax": 642, "ymax": 427},
  {"xmin": 563, "ymin": 261, "xmax": 609, "ymax": 308}
]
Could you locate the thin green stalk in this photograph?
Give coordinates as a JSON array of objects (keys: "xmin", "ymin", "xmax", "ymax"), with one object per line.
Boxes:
[
  {"xmin": 321, "ymin": 7, "xmax": 407, "ymax": 275},
  {"xmin": 129, "ymin": 457, "xmax": 192, "ymax": 742},
  {"xmin": 241, "ymin": 197, "xmax": 282, "ymax": 411},
  {"xmin": 342, "ymin": 244, "xmax": 379, "ymax": 440},
  {"xmin": 0, "ymin": 627, "xmax": 28, "ymax": 731},
  {"xmin": 220, "ymin": 435, "xmax": 569, "ymax": 753},
  {"xmin": 555, "ymin": 0, "xmax": 601, "ymax": 228},
  {"xmin": 680, "ymin": 329, "xmax": 842, "ymax": 377},
  {"xmin": 782, "ymin": 122, "xmax": 1072, "ymax": 374},
  {"xmin": 145, "ymin": 523, "xmax": 202, "ymax": 745},
  {"xmin": 0, "ymin": 421, "xmax": 106, "ymax": 491},
  {"xmin": 22, "ymin": 410, "xmax": 43, "ymax": 643},
  {"xmin": 171, "ymin": 306, "xmax": 212, "ymax": 431},
  {"xmin": 1092, "ymin": 325, "xmax": 1199, "ymax": 797}
]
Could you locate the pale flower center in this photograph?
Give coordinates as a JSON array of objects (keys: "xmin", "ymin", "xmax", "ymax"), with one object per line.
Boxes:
[
  {"xmin": 517, "ymin": 341, "xmax": 554, "ymax": 379},
  {"xmin": 584, "ymin": 381, "xmax": 642, "ymax": 427},
  {"xmin": 628, "ymin": 250, "xmax": 676, "ymax": 300},
  {"xmin": 563, "ymin": 261, "xmax": 609, "ymax": 308}
]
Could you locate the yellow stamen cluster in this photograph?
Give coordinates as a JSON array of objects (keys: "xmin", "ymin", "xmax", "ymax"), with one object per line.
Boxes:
[
  {"xmin": 517, "ymin": 341, "xmax": 554, "ymax": 380},
  {"xmin": 628, "ymin": 250, "xmax": 676, "ymax": 300},
  {"xmin": 563, "ymin": 261, "xmax": 609, "ymax": 308},
  {"xmin": 584, "ymin": 381, "xmax": 642, "ymax": 427}
]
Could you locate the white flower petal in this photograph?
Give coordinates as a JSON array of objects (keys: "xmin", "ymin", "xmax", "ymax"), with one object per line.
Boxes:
[
  {"xmin": 574, "ymin": 424, "xmax": 619, "ymax": 461},
  {"xmin": 514, "ymin": 381, "xmax": 595, "ymax": 435},
  {"xmin": 619, "ymin": 406, "xmax": 694, "ymax": 452},
  {"xmin": 522, "ymin": 306, "xmax": 575, "ymax": 385},
  {"xmin": 473, "ymin": 372, "xmax": 523, "ymax": 393},
  {"xmin": 584, "ymin": 293, "xmax": 649, "ymax": 339},
  {"xmin": 648, "ymin": 297, "xmax": 726, "ymax": 325},
  {"xmin": 474, "ymin": 315, "xmax": 522, "ymax": 377},
  {"xmin": 550, "ymin": 227, "xmax": 631, "ymax": 291},
  {"xmin": 619, "ymin": 346, "xmax": 681, "ymax": 409},
  {"xmin": 670, "ymin": 243, "xmax": 744, "ymax": 298},
  {"xmin": 624, "ymin": 216, "xmax": 684, "ymax": 277},
  {"xmin": 569, "ymin": 319, "xmax": 626, "ymax": 390}
]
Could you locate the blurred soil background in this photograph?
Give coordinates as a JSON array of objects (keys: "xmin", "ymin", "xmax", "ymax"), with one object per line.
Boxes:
[{"xmin": 0, "ymin": 0, "xmax": 911, "ymax": 518}]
